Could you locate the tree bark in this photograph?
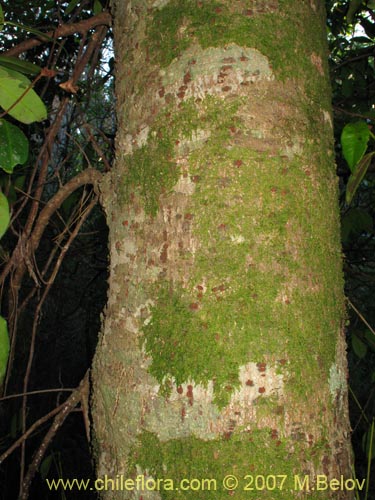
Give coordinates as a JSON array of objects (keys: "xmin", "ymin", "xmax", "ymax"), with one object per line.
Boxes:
[{"xmin": 92, "ymin": 1, "xmax": 353, "ymax": 498}]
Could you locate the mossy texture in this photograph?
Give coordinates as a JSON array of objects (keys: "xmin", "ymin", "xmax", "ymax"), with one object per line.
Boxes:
[
  {"xmin": 146, "ymin": 0, "xmax": 330, "ymax": 102},
  {"xmin": 128, "ymin": 430, "xmax": 333, "ymax": 500},
  {"xmin": 141, "ymin": 93, "xmax": 342, "ymax": 407},
  {"xmin": 121, "ymin": 97, "xmax": 239, "ymax": 215},
  {"xmin": 92, "ymin": 0, "xmax": 352, "ymax": 496}
]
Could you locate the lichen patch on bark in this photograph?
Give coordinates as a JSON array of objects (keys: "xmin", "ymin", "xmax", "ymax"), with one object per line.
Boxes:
[{"xmin": 140, "ymin": 362, "xmax": 284, "ymax": 441}]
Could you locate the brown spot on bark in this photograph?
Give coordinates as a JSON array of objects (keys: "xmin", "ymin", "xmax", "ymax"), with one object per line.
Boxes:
[
  {"xmin": 257, "ymin": 362, "xmax": 267, "ymax": 372},
  {"xmin": 183, "ymin": 71, "xmax": 192, "ymax": 84},
  {"xmin": 160, "ymin": 243, "xmax": 168, "ymax": 263},
  {"xmin": 189, "ymin": 302, "xmax": 199, "ymax": 310},
  {"xmin": 186, "ymin": 385, "xmax": 193, "ymax": 405}
]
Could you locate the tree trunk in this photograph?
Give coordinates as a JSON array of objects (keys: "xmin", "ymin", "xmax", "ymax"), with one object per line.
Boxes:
[{"xmin": 92, "ymin": 1, "xmax": 353, "ymax": 498}]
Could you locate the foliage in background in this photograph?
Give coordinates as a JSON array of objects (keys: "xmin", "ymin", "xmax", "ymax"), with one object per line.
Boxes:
[
  {"xmin": 0, "ymin": 1, "xmax": 112, "ymax": 498},
  {"xmin": 328, "ymin": 0, "xmax": 375, "ymax": 496}
]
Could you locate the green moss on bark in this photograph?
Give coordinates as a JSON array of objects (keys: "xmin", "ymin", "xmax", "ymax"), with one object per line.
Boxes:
[
  {"xmin": 128, "ymin": 430, "xmax": 332, "ymax": 500},
  {"xmin": 141, "ymin": 116, "xmax": 343, "ymax": 406},
  {"xmin": 121, "ymin": 97, "xmax": 240, "ymax": 214},
  {"xmin": 146, "ymin": 0, "xmax": 330, "ymax": 102}
]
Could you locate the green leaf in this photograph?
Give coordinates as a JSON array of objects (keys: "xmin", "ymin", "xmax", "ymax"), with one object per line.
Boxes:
[
  {"xmin": 0, "ymin": 55, "xmax": 41, "ymax": 76},
  {"xmin": 0, "ymin": 119, "xmax": 29, "ymax": 173},
  {"xmin": 347, "ymin": 0, "xmax": 363, "ymax": 24},
  {"xmin": 0, "ymin": 315, "xmax": 9, "ymax": 386},
  {"xmin": 65, "ymin": 0, "xmax": 81, "ymax": 14},
  {"xmin": 40, "ymin": 454, "xmax": 53, "ymax": 480},
  {"xmin": 0, "ymin": 191, "xmax": 10, "ymax": 239},
  {"xmin": 346, "ymin": 152, "xmax": 374, "ymax": 204},
  {"xmin": 93, "ymin": 0, "xmax": 103, "ymax": 15},
  {"xmin": 352, "ymin": 332, "xmax": 368, "ymax": 358},
  {"xmin": 6, "ymin": 21, "xmax": 54, "ymax": 41},
  {"xmin": 341, "ymin": 121, "xmax": 370, "ymax": 171},
  {"xmin": 0, "ymin": 67, "xmax": 29, "ymax": 83},
  {"xmin": 0, "ymin": 68, "xmax": 47, "ymax": 124}
]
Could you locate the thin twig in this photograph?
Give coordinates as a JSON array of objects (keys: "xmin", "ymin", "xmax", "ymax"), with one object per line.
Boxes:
[
  {"xmin": 0, "ymin": 387, "xmax": 74, "ymax": 402},
  {"xmin": 0, "ymin": 402, "xmax": 65, "ymax": 465},
  {"xmin": 18, "ymin": 371, "xmax": 90, "ymax": 500},
  {"xmin": 348, "ymin": 299, "xmax": 375, "ymax": 337}
]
